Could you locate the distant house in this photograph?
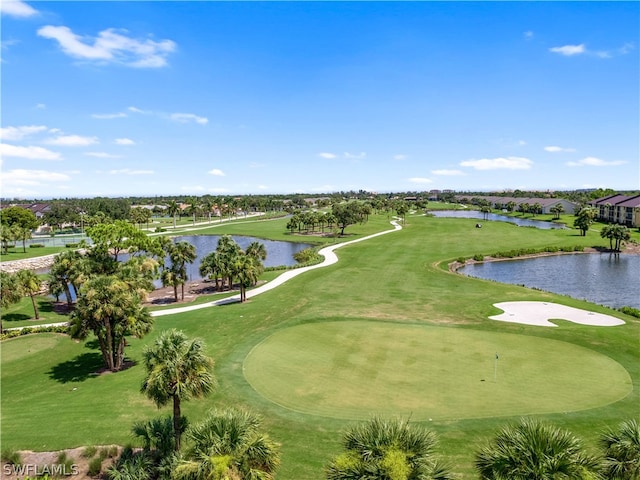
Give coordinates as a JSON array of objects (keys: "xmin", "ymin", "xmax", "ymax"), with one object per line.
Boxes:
[
  {"xmin": 0, "ymin": 203, "xmax": 51, "ymax": 219},
  {"xmin": 589, "ymin": 194, "xmax": 640, "ymax": 228},
  {"xmin": 454, "ymin": 196, "xmax": 578, "ymax": 215}
]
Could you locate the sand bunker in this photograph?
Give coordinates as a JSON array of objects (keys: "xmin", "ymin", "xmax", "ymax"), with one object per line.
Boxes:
[{"xmin": 490, "ymin": 301, "xmax": 625, "ymax": 327}]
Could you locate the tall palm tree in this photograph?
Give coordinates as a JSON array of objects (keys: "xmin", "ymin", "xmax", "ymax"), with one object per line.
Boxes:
[
  {"xmin": 169, "ymin": 241, "xmax": 197, "ymax": 300},
  {"xmin": 474, "ymin": 417, "xmax": 602, "ymax": 480},
  {"xmin": 233, "ymin": 254, "xmax": 260, "ymax": 303},
  {"xmin": 140, "ymin": 329, "xmax": 216, "ymax": 451},
  {"xmin": 15, "ymin": 269, "xmax": 42, "ymax": 320},
  {"xmin": 326, "ymin": 416, "xmax": 453, "ymax": 480},
  {"xmin": 600, "ymin": 418, "xmax": 640, "ymax": 479},
  {"xmin": 173, "ymin": 407, "xmax": 280, "ymax": 480},
  {"xmin": 166, "ymin": 200, "xmax": 180, "ymax": 229},
  {"xmin": 199, "ymin": 251, "xmax": 223, "ymax": 291}
]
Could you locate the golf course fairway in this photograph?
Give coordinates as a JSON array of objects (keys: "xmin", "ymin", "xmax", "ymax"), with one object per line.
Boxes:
[{"xmin": 243, "ymin": 320, "xmax": 632, "ymax": 420}]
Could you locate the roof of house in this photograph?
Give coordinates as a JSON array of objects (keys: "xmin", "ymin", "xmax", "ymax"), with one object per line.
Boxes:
[{"xmin": 591, "ymin": 194, "xmax": 640, "ymax": 207}]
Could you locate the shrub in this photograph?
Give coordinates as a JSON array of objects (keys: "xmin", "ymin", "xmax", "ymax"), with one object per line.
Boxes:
[
  {"xmin": 456, "ymin": 257, "xmax": 467, "ymax": 263},
  {"xmin": 82, "ymin": 446, "xmax": 98, "ymax": 459},
  {"xmin": 293, "ymin": 247, "xmax": 321, "ymax": 264},
  {"xmin": 88, "ymin": 457, "xmax": 103, "ymax": 477},
  {"xmin": 29, "ymin": 244, "xmax": 45, "ymax": 248},
  {"xmin": 1, "ymin": 447, "xmax": 22, "ymax": 465},
  {"xmin": 619, "ymin": 306, "xmax": 640, "ymax": 319},
  {"xmin": 65, "ymin": 243, "xmax": 79, "ymax": 248},
  {"xmin": 57, "ymin": 451, "xmax": 75, "ymax": 473},
  {"xmin": 154, "ymin": 227, "xmax": 166, "ymax": 233},
  {"xmin": 473, "ymin": 254, "xmax": 484, "ymax": 261}
]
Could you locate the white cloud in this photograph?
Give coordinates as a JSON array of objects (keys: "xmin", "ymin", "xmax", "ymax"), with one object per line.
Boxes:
[
  {"xmin": 432, "ymin": 169, "xmax": 465, "ymax": 176},
  {"xmin": 109, "ymin": 168, "xmax": 154, "ymax": 175},
  {"xmin": 128, "ymin": 106, "xmax": 151, "ymax": 114},
  {"xmin": 0, "ymin": 143, "xmax": 61, "ymax": 160},
  {"xmin": 318, "ymin": 152, "xmax": 337, "ymax": 159},
  {"xmin": 550, "ymin": 42, "xmax": 633, "ymax": 59},
  {"xmin": 549, "ymin": 44, "xmax": 586, "ymax": 56},
  {"xmin": 393, "ymin": 154, "xmax": 408, "ymax": 161},
  {"xmin": 92, "ymin": 112, "xmax": 127, "ymax": 119},
  {"xmin": 258, "ymin": 185, "xmax": 268, "ymax": 190},
  {"xmin": 35, "ymin": 103, "xmax": 46, "ymax": 109},
  {"xmin": 170, "ymin": 113, "xmax": 208, "ymax": 125},
  {"xmin": 208, "ymin": 187, "xmax": 230, "ymax": 193},
  {"xmin": 566, "ymin": 157, "xmax": 627, "ymax": 167},
  {"xmin": 0, "ymin": 125, "xmax": 47, "ymax": 141},
  {"xmin": 344, "ymin": 152, "xmax": 366, "ymax": 159},
  {"xmin": 114, "ymin": 138, "xmax": 135, "ymax": 145},
  {"xmin": 524, "ymin": 31, "xmax": 534, "ymax": 39},
  {"xmin": 2, "ymin": 169, "xmax": 70, "ymax": 186},
  {"xmin": 208, "ymin": 168, "xmax": 225, "ymax": 176},
  {"xmin": 408, "ymin": 177, "xmax": 433, "ymax": 184},
  {"xmin": 84, "ymin": 152, "xmax": 122, "ymax": 158},
  {"xmin": 45, "ymin": 134, "xmax": 98, "ymax": 146},
  {"xmin": 1, "ymin": 0, "xmax": 38, "ymax": 17},
  {"xmin": 181, "ymin": 185, "xmax": 206, "ymax": 192},
  {"xmin": 545, "ymin": 145, "xmax": 576, "ymax": 153},
  {"xmin": 36, "ymin": 25, "xmax": 176, "ymax": 68},
  {"xmin": 460, "ymin": 156, "xmax": 533, "ymax": 170}
]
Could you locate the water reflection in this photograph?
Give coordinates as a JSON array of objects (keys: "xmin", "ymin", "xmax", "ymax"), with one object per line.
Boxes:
[{"xmin": 460, "ymin": 253, "xmax": 640, "ymax": 308}]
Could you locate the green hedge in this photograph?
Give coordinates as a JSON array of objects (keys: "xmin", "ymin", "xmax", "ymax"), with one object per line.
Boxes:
[{"xmin": 29, "ymin": 244, "xmax": 45, "ymax": 248}]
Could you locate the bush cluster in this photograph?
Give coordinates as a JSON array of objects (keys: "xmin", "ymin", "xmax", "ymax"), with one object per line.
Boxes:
[
  {"xmin": 28, "ymin": 244, "xmax": 45, "ymax": 248},
  {"xmin": 1, "ymin": 324, "xmax": 70, "ymax": 341},
  {"xmin": 618, "ymin": 306, "xmax": 640, "ymax": 318}
]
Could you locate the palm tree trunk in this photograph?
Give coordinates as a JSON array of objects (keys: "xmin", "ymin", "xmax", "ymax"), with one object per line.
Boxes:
[
  {"xmin": 173, "ymin": 284, "xmax": 178, "ymax": 302},
  {"xmin": 30, "ymin": 294, "xmax": 40, "ymax": 320},
  {"xmin": 173, "ymin": 395, "xmax": 182, "ymax": 451}
]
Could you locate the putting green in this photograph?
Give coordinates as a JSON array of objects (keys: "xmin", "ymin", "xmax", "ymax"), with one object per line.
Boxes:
[{"xmin": 243, "ymin": 321, "xmax": 632, "ymax": 420}]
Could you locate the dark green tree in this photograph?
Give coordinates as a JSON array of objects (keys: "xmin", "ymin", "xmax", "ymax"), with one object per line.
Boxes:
[
  {"xmin": 140, "ymin": 329, "xmax": 216, "ymax": 451},
  {"xmin": 70, "ymin": 275, "xmax": 153, "ymax": 372}
]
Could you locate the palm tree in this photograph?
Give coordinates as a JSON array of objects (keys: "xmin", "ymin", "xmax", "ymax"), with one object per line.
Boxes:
[
  {"xmin": 140, "ymin": 329, "xmax": 216, "ymax": 452},
  {"xmin": 245, "ymin": 241, "xmax": 267, "ymax": 262},
  {"xmin": 186, "ymin": 198, "xmax": 199, "ymax": 226},
  {"xmin": 71, "ymin": 275, "xmax": 153, "ymax": 372},
  {"xmin": 601, "ymin": 224, "xmax": 631, "ymax": 252},
  {"xmin": 0, "ymin": 271, "xmax": 22, "ymax": 331},
  {"xmin": 173, "ymin": 407, "xmax": 280, "ymax": 480},
  {"xmin": 474, "ymin": 417, "xmax": 602, "ymax": 480},
  {"xmin": 166, "ymin": 200, "xmax": 180, "ymax": 229},
  {"xmin": 600, "ymin": 419, "xmax": 640, "ymax": 479},
  {"xmin": 326, "ymin": 416, "xmax": 453, "ymax": 480},
  {"xmin": 199, "ymin": 251, "xmax": 223, "ymax": 291},
  {"xmin": 15, "ymin": 269, "xmax": 42, "ymax": 320},
  {"xmin": 233, "ymin": 254, "xmax": 260, "ymax": 303},
  {"xmin": 169, "ymin": 241, "xmax": 197, "ymax": 300},
  {"xmin": 216, "ymin": 235, "xmax": 241, "ymax": 289}
]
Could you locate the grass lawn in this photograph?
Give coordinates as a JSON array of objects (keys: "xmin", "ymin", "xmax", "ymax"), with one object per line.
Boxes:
[
  {"xmin": 1, "ymin": 295, "xmax": 68, "ymax": 329},
  {"xmin": 244, "ymin": 320, "xmax": 631, "ymax": 420},
  {"xmin": 0, "ymin": 246, "xmax": 66, "ymax": 262},
  {"xmin": 2, "ymin": 212, "xmax": 638, "ymax": 479}
]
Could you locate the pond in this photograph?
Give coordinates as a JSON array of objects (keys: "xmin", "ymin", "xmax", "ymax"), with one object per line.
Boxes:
[
  {"xmin": 459, "ymin": 253, "xmax": 640, "ymax": 309},
  {"xmin": 430, "ymin": 210, "xmax": 566, "ymax": 229},
  {"xmin": 171, "ymin": 235, "xmax": 312, "ymax": 282}
]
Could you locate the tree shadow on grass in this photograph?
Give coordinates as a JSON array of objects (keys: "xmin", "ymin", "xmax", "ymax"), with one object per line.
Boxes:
[
  {"xmin": 2, "ymin": 313, "xmax": 32, "ymax": 322},
  {"xmin": 48, "ymin": 351, "xmax": 105, "ymax": 383}
]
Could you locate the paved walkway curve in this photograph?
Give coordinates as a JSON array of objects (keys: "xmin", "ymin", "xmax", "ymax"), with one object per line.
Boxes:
[
  {"xmin": 152, "ymin": 219, "xmax": 403, "ymax": 317},
  {"xmin": 4, "ymin": 220, "xmax": 402, "ymax": 329}
]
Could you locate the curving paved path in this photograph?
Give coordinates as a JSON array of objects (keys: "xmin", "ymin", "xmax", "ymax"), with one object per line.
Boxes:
[{"xmin": 151, "ymin": 219, "xmax": 403, "ymax": 316}]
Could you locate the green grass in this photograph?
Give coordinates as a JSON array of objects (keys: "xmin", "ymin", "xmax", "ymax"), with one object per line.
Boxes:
[
  {"xmin": 2, "ymin": 212, "xmax": 638, "ymax": 479},
  {"xmin": 244, "ymin": 320, "xmax": 631, "ymax": 420},
  {"xmin": 1, "ymin": 295, "xmax": 66, "ymax": 329},
  {"xmin": 0, "ymin": 246, "xmax": 66, "ymax": 262}
]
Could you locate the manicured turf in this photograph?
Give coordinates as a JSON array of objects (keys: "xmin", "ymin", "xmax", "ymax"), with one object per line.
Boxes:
[
  {"xmin": 244, "ymin": 320, "xmax": 632, "ymax": 420},
  {"xmin": 2, "ymin": 213, "xmax": 638, "ymax": 479}
]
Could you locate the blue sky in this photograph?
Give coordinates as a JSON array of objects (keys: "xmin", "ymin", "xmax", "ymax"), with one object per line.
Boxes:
[{"xmin": 1, "ymin": 1, "xmax": 638, "ymax": 199}]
